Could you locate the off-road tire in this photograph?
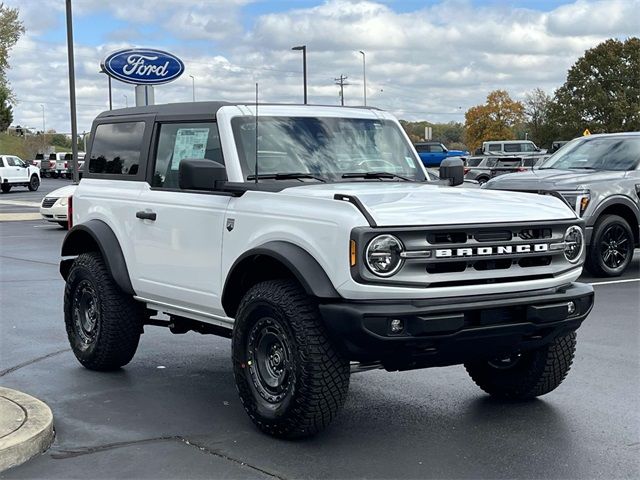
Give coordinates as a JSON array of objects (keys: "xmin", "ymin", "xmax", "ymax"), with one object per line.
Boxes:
[
  {"xmin": 28, "ymin": 175, "xmax": 40, "ymax": 191},
  {"xmin": 232, "ymin": 279, "xmax": 350, "ymax": 438},
  {"xmin": 1, "ymin": 184, "xmax": 11, "ymax": 193},
  {"xmin": 64, "ymin": 252, "xmax": 142, "ymax": 371},
  {"xmin": 585, "ymin": 214, "xmax": 634, "ymax": 277},
  {"xmin": 465, "ymin": 332, "xmax": 577, "ymax": 399}
]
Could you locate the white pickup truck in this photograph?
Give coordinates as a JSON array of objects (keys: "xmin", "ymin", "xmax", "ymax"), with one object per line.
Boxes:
[
  {"xmin": 60, "ymin": 102, "xmax": 594, "ymax": 438},
  {"xmin": 0, "ymin": 155, "xmax": 40, "ymax": 192}
]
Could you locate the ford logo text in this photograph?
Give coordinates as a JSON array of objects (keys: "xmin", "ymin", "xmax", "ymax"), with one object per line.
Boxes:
[{"xmin": 102, "ymin": 48, "xmax": 185, "ymax": 85}]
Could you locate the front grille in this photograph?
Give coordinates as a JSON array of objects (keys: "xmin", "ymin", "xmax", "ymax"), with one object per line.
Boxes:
[
  {"xmin": 356, "ymin": 220, "xmax": 576, "ymax": 288},
  {"xmin": 42, "ymin": 198, "xmax": 57, "ymax": 208}
]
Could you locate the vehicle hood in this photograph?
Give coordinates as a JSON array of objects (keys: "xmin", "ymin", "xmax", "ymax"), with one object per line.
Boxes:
[
  {"xmin": 281, "ymin": 182, "xmax": 576, "ymax": 226},
  {"xmin": 46, "ymin": 184, "xmax": 77, "ymax": 199},
  {"xmin": 485, "ymin": 168, "xmax": 623, "ymax": 191},
  {"xmin": 447, "ymin": 150, "xmax": 468, "ymax": 156}
]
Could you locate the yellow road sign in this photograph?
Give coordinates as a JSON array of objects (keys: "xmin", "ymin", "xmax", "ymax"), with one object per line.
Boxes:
[{"xmin": 583, "ymin": 128, "xmax": 591, "ymax": 136}]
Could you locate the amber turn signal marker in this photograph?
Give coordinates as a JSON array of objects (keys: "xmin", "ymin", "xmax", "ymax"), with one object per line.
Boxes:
[
  {"xmin": 350, "ymin": 240, "xmax": 357, "ymax": 266},
  {"xmin": 580, "ymin": 196, "xmax": 589, "ymax": 214}
]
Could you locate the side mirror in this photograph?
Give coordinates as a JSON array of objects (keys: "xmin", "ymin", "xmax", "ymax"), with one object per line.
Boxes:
[
  {"xmin": 179, "ymin": 159, "xmax": 227, "ymax": 191},
  {"xmin": 439, "ymin": 157, "xmax": 464, "ymax": 186}
]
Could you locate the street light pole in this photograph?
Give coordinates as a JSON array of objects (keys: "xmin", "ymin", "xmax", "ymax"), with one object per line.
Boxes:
[
  {"xmin": 40, "ymin": 104, "xmax": 45, "ymax": 153},
  {"xmin": 359, "ymin": 50, "xmax": 366, "ymax": 106},
  {"xmin": 99, "ymin": 66, "xmax": 112, "ymax": 110},
  {"xmin": 291, "ymin": 45, "xmax": 307, "ymax": 104},
  {"xmin": 65, "ymin": 0, "xmax": 79, "ymax": 184},
  {"xmin": 189, "ymin": 75, "xmax": 195, "ymax": 102}
]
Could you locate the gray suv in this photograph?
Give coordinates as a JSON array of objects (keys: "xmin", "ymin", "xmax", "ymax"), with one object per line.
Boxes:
[{"xmin": 485, "ymin": 132, "xmax": 640, "ymax": 277}]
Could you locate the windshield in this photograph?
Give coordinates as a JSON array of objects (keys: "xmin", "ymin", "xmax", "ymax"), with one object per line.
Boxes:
[
  {"xmin": 231, "ymin": 116, "xmax": 426, "ymax": 182},
  {"xmin": 540, "ymin": 136, "xmax": 640, "ymax": 171}
]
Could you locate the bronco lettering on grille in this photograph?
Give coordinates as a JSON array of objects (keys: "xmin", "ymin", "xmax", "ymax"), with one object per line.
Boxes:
[{"xmin": 435, "ymin": 243, "xmax": 549, "ymax": 258}]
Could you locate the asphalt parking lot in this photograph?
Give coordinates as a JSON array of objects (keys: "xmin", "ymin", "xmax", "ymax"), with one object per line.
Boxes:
[{"xmin": 1, "ymin": 179, "xmax": 639, "ymax": 479}]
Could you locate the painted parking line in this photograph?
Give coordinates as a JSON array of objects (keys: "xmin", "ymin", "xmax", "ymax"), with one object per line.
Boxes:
[
  {"xmin": 589, "ymin": 278, "xmax": 640, "ymax": 286},
  {"xmin": 0, "ymin": 200, "xmax": 41, "ymax": 208},
  {"xmin": 0, "ymin": 213, "xmax": 42, "ymax": 221}
]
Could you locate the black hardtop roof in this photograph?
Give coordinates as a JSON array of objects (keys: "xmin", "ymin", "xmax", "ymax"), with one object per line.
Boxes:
[{"xmin": 96, "ymin": 101, "xmax": 381, "ymax": 119}]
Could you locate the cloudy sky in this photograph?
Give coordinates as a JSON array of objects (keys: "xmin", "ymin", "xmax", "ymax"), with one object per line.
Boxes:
[{"xmin": 5, "ymin": 0, "xmax": 639, "ymax": 134}]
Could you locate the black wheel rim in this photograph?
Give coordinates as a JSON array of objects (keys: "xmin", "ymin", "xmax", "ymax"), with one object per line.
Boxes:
[
  {"xmin": 247, "ymin": 317, "xmax": 294, "ymax": 403},
  {"xmin": 600, "ymin": 224, "xmax": 631, "ymax": 269},
  {"xmin": 488, "ymin": 354, "xmax": 522, "ymax": 369},
  {"xmin": 72, "ymin": 280, "xmax": 99, "ymax": 347},
  {"xmin": 30, "ymin": 177, "xmax": 38, "ymax": 189}
]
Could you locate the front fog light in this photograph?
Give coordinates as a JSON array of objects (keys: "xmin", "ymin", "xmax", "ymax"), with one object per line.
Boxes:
[
  {"xmin": 365, "ymin": 234, "xmax": 404, "ymax": 277},
  {"xmin": 567, "ymin": 301, "xmax": 576, "ymax": 315},
  {"xmin": 390, "ymin": 319, "xmax": 404, "ymax": 334},
  {"xmin": 564, "ymin": 226, "xmax": 584, "ymax": 263}
]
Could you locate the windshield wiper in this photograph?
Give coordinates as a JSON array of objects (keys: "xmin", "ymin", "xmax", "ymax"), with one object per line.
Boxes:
[
  {"xmin": 246, "ymin": 172, "xmax": 326, "ymax": 183},
  {"xmin": 341, "ymin": 172, "xmax": 412, "ymax": 181},
  {"xmin": 570, "ymin": 166, "xmax": 596, "ymax": 170}
]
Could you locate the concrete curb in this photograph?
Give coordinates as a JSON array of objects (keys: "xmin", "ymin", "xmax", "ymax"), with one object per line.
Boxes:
[{"xmin": 0, "ymin": 387, "xmax": 54, "ymax": 472}]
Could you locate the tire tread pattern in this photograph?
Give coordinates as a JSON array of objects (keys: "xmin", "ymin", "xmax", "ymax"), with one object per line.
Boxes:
[
  {"xmin": 232, "ymin": 279, "xmax": 350, "ymax": 438},
  {"xmin": 64, "ymin": 252, "xmax": 142, "ymax": 371},
  {"xmin": 465, "ymin": 332, "xmax": 577, "ymax": 399}
]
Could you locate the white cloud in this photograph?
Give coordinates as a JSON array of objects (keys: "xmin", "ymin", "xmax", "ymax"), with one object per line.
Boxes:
[{"xmin": 5, "ymin": 0, "xmax": 639, "ymax": 135}]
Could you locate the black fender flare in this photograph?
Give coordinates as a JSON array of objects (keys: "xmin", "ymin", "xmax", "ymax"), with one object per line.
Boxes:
[
  {"xmin": 587, "ymin": 194, "xmax": 640, "ymax": 228},
  {"xmin": 222, "ymin": 241, "xmax": 340, "ymax": 316},
  {"xmin": 60, "ymin": 219, "xmax": 135, "ymax": 295}
]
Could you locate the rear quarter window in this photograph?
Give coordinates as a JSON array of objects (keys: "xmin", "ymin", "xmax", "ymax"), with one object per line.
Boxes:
[
  {"xmin": 88, "ymin": 122, "xmax": 146, "ymax": 176},
  {"xmin": 504, "ymin": 143, "xmax": 521, "ymax": 153}
]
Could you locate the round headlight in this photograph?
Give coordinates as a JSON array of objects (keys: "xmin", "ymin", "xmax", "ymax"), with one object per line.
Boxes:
[
  {"xmin": 365, "ymin": 235, "xmax": 404, "ymax": 277},
  {"xmin": 564, "ymin": 226, "xmax": 584, "ymax": 263}
]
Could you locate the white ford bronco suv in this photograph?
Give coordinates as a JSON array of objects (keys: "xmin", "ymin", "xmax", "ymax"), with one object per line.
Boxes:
[{"xmin": 60, "ymin": 102, "xmax": 594, "ymax": 438}]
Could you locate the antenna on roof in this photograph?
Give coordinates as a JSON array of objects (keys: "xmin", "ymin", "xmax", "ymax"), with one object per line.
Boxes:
[{"xmin": 254, "ymin": 83, "xmax": 259, "ymax": 184}]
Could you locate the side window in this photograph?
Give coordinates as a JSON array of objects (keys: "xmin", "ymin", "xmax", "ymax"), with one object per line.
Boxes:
[
  {"xmin": 0, "ymin": 157, "xmax": 7, "ymax": 167},
  {"xmin": 89, "ymin": 122, "xmax": 145, "ymax": 175},
  {"xmin": 152, "ymin": 122, "xmax": 223, "ymax": 189},
  {"xmin": 522, "ymin": 143, "xmax": 535, "ymax": 152},
  {"xmin": 504, "ymin": 143, "xmax": 520, "ymax": 152},
  {"xmin": 487, "ymin": 143, "xmax": 501, "ymax": 152},
  {"xmin": 414, "ymin": 144, "xmax": 428, "ymax": 153},
  {"xmin": 429, "ymin": 144, "xmax": 445, "ymax": 153}
]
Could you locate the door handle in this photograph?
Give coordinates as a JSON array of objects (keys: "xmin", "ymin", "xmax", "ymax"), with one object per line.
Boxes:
[{"xmin": 136, "ymin": 211, "xmax": 157, "ymax": 221}]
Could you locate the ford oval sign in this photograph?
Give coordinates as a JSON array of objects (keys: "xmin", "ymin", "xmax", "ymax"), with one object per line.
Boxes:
[{"xmin": 102, "ymin": 48, "xmax": 185, "ymax": 85}]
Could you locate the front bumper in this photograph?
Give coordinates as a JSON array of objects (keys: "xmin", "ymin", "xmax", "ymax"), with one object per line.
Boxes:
[{"xmin": 319, "ymin": 282, "xmax": 594, "ymax": 371}]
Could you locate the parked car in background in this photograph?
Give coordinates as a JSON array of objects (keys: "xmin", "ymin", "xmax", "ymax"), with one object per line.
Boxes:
[
  {"xmin": 464, "ymin": 155, "xmax": 543, "ymax": 184},
  {"xmin": 482, "ymin": 140, "xmax": 546, "ymax": 156},
  {"xmin": 549, "ymin": 140, "xmax": 570, "ymax": 153},
  {"xmin": 40, "ymin": 184, "xmax": 76, "ymax": 228},
  {"xmin": 54, "ymin": 152, "xmax": 85, "ymax": 179},
  {"xmin": 485, "ymin": 132, "xmax": 640, "ymax": 277},
  {"xmin": 37, "ymin": 154, "xmax": 57, "ymax": 177},
  {"xmin": 0, "ymin": 155, "xmax": 41, "ymax": 192},
  {"xmin": 414, "ymin": 141, "xmax": 468, "ymax": 167}
]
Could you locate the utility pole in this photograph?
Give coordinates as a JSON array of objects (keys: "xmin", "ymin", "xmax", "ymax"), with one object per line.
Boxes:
[
  {"xmin": 334, "ymin": 75, "xmax": 350, "ymax": 106},
  {"xmin": 65, "ymin": 0, "xmax": 79, "ymax": 184}
]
